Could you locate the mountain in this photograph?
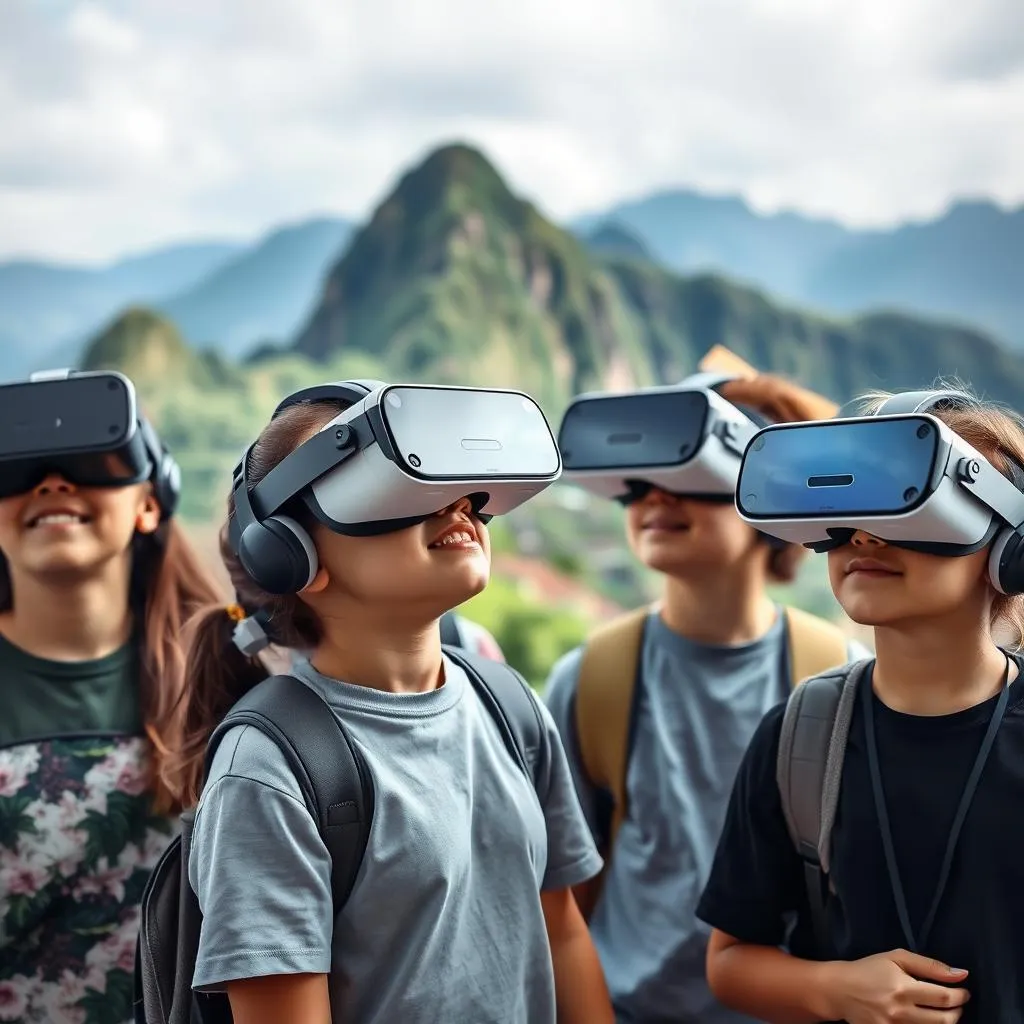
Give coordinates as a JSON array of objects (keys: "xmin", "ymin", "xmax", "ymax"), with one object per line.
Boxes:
[
  {"xmin": 158, "ymin": 217, "xmax": 352, "ymax": 358},
  {"xmin": 294, "ymin": 142, "xmax": 1024, "ymax": 411},
  {"xmin": 0, "ymin": 241, "xmax": 242, "ymax": 382},
  {"xmin": 579, "ymin": 191, "xmax": 1024, "ymax": 348},
  {"xmin": 576, "ymin": 190, "xmax": 850, "ymax": 301},
  {"xmin": 294, "ymin": 143, "xmax": 650, "ymax": 409},
  {"xmin": 583, "ymin": 221, "xmax": 652, "ymax": 262}
]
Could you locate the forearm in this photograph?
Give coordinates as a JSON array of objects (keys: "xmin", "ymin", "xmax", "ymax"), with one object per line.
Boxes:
[
  {"xmin": 708, "ymin": 942, "xmax": 838, "ymax": 1024},
  {"xmin": 549, "ymin": 927, "xmax": 615, "ymax": 1024}
]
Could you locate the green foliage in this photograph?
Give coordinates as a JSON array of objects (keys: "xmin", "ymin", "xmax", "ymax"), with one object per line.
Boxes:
[{"xmin": 457, "ymin": 575, "xmax": 590, "ymax": 690}]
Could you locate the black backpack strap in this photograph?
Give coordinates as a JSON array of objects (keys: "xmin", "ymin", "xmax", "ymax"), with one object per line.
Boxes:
[
  {"xmin": 439, "ymin": 611, "xmax": 463, "ymax": 648},
  {"xmin": 443, "ymin": 646, "xmax": 547, "ymax": 792},
  {"xmin": 205, "ymin": 675, "xmax": 374, "ymax": 911},
  {"xmin": 776, "ymin": 659, "xmax": 866, "ymax": 952}
]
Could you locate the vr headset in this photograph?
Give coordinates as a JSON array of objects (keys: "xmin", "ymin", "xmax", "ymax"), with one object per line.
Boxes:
[
  {"xmin": 736, "ymin": 389, "xmax": 1024, "ymax": 594},
  {"xmin": 0, "ymin": 368, "xmax": 180, "ymax": 517},
  {"xmin": 556, "ymin": 371, "xmax": 765, "ymax": 504},
  {"xmin": 230, "ymin": 379, "xmax": 562, "ymax": 595}
]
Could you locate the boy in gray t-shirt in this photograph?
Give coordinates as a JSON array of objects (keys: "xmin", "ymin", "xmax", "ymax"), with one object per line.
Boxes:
[{"xmin": 545, "ymin": 370, "xmax": 870, "ymax": 1022}]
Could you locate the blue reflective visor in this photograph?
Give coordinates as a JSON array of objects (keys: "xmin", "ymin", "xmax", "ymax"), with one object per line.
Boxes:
[{"xmin": 736, "ymin": 415, "xmax": 1024, "ymax": 554}]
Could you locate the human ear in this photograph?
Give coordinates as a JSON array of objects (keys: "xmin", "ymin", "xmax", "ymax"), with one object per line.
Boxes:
[
  {"xmin": 134, "ymin": 494, "xmax": 162, "ymax": 535},
  {"xmin": 301, "ymin": 566, "xmax": 330, "ymax": 594}
]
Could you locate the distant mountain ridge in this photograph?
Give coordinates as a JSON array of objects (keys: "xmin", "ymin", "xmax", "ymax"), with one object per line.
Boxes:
[
  {"xmin": 575, "ymin": 191, "xmax": 1024, "ymax": 347},
  {"xmin": 0, "ymin": 240, "xmax": 242, "ymax": 381},
  {"xmin": 0, "ymin": 218, "xmax": 352, "ymax": 380}
]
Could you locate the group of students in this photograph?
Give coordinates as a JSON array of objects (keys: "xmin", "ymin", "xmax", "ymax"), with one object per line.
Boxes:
[{"xmin": 0, "ymin": 361, "xmax": 1020, "ymax": 1024}]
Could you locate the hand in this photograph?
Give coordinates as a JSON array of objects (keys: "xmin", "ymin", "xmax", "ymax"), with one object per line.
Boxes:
[{"xmin": 826, "ymin": 949, "xmax": 970, "ymax": 1023}]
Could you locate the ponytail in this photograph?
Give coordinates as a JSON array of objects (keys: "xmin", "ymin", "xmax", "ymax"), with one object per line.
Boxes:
[
  {"xmin": 165, "ymin": 603, "xmax": 270, "ymax": 807},
  {"xmin": 164, "ymin": 398, "xmax": 347, "ymax": 809}
]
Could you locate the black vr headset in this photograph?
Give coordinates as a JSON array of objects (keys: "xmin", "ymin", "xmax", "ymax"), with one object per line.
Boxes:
[
  {"xmin": 0, "ymin": 368, "xmax": 180, "ymax": 517},
  {"xmin": 737, "ymin": 389, "xmax": 1024, "ymax": 594},
  {"xmin": 229, "ymin": 379, "xmax": 563, "ymax": 595},
  {"xmin": 556, "ymin": 371, "xmax": 768, "ymax": 506}
]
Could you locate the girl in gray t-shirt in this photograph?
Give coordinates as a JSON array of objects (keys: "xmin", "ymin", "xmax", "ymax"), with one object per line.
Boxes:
[{"xmin": 173, "ymin": 396, "xmax": 611, "ymax": 1024}]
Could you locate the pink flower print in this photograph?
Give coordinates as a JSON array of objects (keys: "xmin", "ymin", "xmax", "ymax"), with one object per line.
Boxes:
[
  {"xmin": 114, "ymin": 757, "xmax": 149, "ymax": 796},
  {"xmin": 0, "ymin": 977, "xmax": 28, "ymax": 1022},
  {"xmin": 0, "ymin": 760, "xmax": 30, "ymax": 798},
  {"xmin": 1, "ymin": 853, "xmax": 49, "ymax": 896}
]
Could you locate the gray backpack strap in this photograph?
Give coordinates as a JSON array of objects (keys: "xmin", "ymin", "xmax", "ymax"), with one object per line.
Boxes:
[{"xmin": 776, "ymin": 659, "xmax": 868, "ymax": 950}]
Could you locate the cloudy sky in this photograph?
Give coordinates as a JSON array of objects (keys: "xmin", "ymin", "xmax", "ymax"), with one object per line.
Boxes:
[{"xmin": 1, "ymin": 0, "xmax": 1022, "ymax": 263}]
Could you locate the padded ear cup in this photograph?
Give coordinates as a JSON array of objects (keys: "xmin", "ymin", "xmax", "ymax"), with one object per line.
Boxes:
[
  {"xmin": 988, "ymin": 526, "xmax": 1024, "ymax": 596},
  {"xmin": 154, "ymin": 452, "xmax": 181, "ymax": 518},
  {"xmin": 236, "ymin": 514, "xmax": 318, "ymax": 596}
]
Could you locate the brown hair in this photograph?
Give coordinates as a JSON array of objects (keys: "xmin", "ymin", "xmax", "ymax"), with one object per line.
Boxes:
[
  {"xmin": 718, "ymin": 373, "xmax": 836, "ymax": 583},
  {"xmin": 0, "ymin": 517, "xmax": 223, "ymax": 814},
  {"xmin": 165, "ymin": 399, "xmax": 345, "ymax": 807},
  {"xmin": 860, "ymin": 384, "xmax": 1024, "ymax": 647}
]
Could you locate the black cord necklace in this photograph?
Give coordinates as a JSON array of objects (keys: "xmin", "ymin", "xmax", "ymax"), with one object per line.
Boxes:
[{"xmin": 861, "ymin": 656, "xmax": 1011, "ymax": 953}]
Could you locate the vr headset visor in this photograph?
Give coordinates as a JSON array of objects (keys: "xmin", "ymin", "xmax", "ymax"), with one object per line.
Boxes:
[
  {"xmin": 557, "ymin": 375, "xmax": 761, "ymax": 504},
  {"xmin": 0, "ymin": 370, "xmax": 159, "ymax": 499},
  {"xmin": 242, "ymin": 381, "xmax": 562, "ymax": 536},
  {"xmin": 736, "ymin": 407, "xmax": 1024, "ymax": 556}
]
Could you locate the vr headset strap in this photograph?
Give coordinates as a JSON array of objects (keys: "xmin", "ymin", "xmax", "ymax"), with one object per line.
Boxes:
[{"xmin": 572, "ymin": 603, "xmax": 849, "ymax": 907}]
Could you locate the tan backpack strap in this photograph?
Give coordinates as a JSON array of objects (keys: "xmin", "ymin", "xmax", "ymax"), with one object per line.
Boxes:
[
  {"xmin": 575, "ymin": 605, "xmax": 651, "ymax": 850},
  {"xmin": 783, "ymin": 606, "xmax": 850, "ymax": 686}
]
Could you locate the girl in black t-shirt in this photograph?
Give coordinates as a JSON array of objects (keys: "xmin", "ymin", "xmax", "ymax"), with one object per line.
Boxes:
[{"xmin": 696, "ymin": 389, "xmax": 1024, "ymax": 1024}]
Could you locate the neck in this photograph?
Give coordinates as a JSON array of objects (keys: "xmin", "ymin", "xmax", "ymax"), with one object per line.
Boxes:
[
  {"xmin": 310, "ymin": 608, "xmax": 444, "ymax": 694},
  {"xmin": 660, "ymin": 566, "xmax": 777, "ymax": 645},
  {"xmin": 872, "ymin": 613, "xmax": 1014, "ymax": 716},
  {"xmin": 0, "ymin": 567, "xmax": 134, "ymax": 662}
]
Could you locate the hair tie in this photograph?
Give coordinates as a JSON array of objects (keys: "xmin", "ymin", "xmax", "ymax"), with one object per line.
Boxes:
[{"xmin": 225, "ymin": 603, "xmax": 246, "ymax": 623}]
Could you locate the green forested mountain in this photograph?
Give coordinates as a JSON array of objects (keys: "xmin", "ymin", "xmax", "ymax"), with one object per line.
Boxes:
[{"xmin": 289, "ymin": 143, "xmax": 1024, "ymax": 410}]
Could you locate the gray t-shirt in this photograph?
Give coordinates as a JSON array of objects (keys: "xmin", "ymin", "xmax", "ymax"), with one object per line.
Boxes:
[
  {"xmin": 189, "ymin": 654, "xmax": 603, "ymax": 1024},
  {"xmin": 544, "ymin": 608, "xmax": 869, "ymax": 1023}
]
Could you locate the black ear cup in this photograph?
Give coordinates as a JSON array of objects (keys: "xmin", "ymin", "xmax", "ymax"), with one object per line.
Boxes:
[
  {"xmin": 236, "ymin": 514, "xmax": 318, "ymax": 596},
  {"xmin": 989, "ymin": 527, "xmax": 1024, "ymax": 596},
  {"xmin": 154, "ymin": 452, "xmax": 181, "ymax": 518}
]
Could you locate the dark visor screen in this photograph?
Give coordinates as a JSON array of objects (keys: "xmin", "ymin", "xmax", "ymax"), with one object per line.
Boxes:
[
  {"xmin": 737, "ymin": 417, "xmax": 940, "ymax": 518},
  {"xmin": 0, "ymin": 374, "xmax": 134, "ymax": 458},
  {"xmin": 558, "ymin": 390, "xmax": 710, "ymax": 470}
]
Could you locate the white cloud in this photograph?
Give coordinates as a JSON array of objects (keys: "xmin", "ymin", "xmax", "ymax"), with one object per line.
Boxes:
[{"xmin": 0, "ymin": 0, "xmax": 1021, "ymax": 261}]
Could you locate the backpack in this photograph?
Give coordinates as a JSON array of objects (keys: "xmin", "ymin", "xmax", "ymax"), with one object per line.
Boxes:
[
  {"xmin": 775, "ymin": 657, "xmax": 872, "ymax": 951},
  {"xmin": 132, "ymin": 645, "xmax": 544, "ymax": 1024},
  {"xmin": 573, "ymin": 604, "xmax": 850, "ymax": 860}
]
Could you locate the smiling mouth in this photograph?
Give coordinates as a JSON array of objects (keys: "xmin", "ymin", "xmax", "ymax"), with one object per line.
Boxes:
[
  {"xmin": 28, "ymin": 512, "xmax": 90, "ymax": 528},
  {"xmin": 643, "ymin": 521, "xmax": 690, "ymax": 533},
  {"xmin": 429, "ymin": 528, "xmax": 479, "ymax": 550}
]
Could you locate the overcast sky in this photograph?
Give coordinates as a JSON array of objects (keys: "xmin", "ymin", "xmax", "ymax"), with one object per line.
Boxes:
[{"xmin": 1, "ymin": 0, "xmax": 1022, "ymax": 263}]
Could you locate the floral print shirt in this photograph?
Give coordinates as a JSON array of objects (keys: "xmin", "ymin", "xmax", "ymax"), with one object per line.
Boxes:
[{"xmin": 0, "ymin": 636, "xmax": 177, "ymax": 1024}]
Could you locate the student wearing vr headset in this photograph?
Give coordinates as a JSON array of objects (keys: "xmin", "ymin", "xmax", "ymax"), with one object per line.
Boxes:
[
  {"xmin": 0, "ymin": 369, "xmax": 220, "ymax": 1023},
  {"xmin": 544, "ymin": 368, "xmax": 869, "ymax": 1023},
  {"xmin": 167, "ymin": 381, "xmax": 613, "ymax": 1024},
  {"xmin": 697, "ymin": 386, "xmax": 1024, "ymax": 1023}
]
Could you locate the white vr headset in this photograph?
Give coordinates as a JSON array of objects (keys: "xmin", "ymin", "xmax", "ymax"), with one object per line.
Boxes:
[
  {"xmin": 556, "ymin": 371, "xmax": 765, "ymax": 504},
  {"xmin": 736, "ymin": 389, "xmax": 1024, "ymax": 594},
  {"xmin": 230, "ymin": 379, "xmax": 562, "ymax": 594}
]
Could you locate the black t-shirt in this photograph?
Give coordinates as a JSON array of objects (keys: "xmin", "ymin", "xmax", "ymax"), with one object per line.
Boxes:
[{"xmin": 696, "ymin": 653, "xmax": 1024, "ymax": 1024}]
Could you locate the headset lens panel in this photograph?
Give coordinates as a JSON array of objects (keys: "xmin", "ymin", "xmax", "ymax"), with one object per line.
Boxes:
[
  {"xmin": 0, "ymin": 374, "xmax": 146, "ymax": 498},
  {"xmin": 380, "ymin": 386, "xmax": 561, "ymax": 480},
  {"xmin": 738, "ymin": 417, "xmax": 941, "ymax": 519},
  {"xmin": 558, "ymin": 390, "xmax": 710, "ymax": 471}
]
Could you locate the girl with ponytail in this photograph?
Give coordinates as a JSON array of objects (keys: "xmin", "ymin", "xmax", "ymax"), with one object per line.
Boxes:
[{"xmin": 174, "ymin": 396, "xmax": 613, "ymax": 1024}]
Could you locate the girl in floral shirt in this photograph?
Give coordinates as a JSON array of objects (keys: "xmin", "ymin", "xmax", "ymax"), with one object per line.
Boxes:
[{"xmin": 0, "ymin": 374, "xmax": 221, "ymax": 1024}]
